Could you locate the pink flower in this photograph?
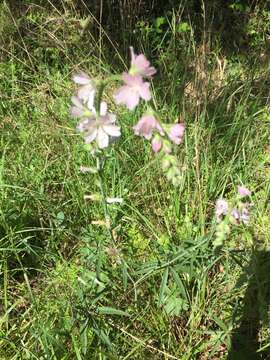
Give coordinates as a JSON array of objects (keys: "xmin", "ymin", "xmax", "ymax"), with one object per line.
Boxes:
[
  {"xmin": 113, "ymin": 73, "xmax": 151, "ymax": 110},
  {"xmin": 70, "ymin": 96, "xmax": 93, "ymax": 118},
  {"xmin": 240, "ymin": 206, "xmax": 250, "ymax": 224},
  {"xmin": 72, "ymin": 71, "xmax": 96, "ymax": 104},
  {"xmin": 77, "ymin": 102, "xmax": 120, "ymax": 149},
  {"xmin": 168, "ymin": 123, "xmax": 185, "ymax": 145},
  {"xmin": 231, "ymin": 206, "xmax": 250, "ymax": 224},
  {"xmin": 237, "ymin": 186, "xmax": 251, "ymax": 197},
  {"xmin": 215, "ymin": 199, "xmax": 229, "ymax": 221},
  {"xmin": 133, "ymin": 115, "xmax": 164, "ymax": 140},
  {"xmin": 129, "ymin": 47, "xmax": 156, "ymax": 78},
  {"xmin": 151, "ymin": 136, "xmax": 162, "ymax": 153}
]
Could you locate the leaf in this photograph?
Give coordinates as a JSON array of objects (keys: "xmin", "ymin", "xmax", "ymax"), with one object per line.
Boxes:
[
  {"xmin": 155, "ymin": 16, "xmax": 166, "ymax": 33},
  {"xmin": 71, "ymin": 334, "xmax": 83, "ymax": 360},
  {"xmin": 79, "ymin": 16, "xmax": 92, "ymax": 30},
  {"xmin": 177, "ymin": 22, "xmax": 191, "ymax": 33},
  {"xmin": 93, "ymin": 328, "xmax": 112, "ymax": 348},
  {"xmin": 122, "ymin": 262, "xmax": 128, "ymax": 290},
  {"xmin": 97, "ymin": 306, "xmax": 130, "ymax": 317},
  {"xmin": 171, "ymin": 267, "xmax": 188, "ymax": 300},
  {"xmin": 164, "ymin": 295, "xmax": 188, "ymax": 316},
  {"xmin": 158, "ymin": 267, "xmax": 169, "ymax": 306}
]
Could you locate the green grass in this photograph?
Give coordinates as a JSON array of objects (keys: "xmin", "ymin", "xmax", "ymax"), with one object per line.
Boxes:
[{"xmin": 0, "ymin": 1, "xmax": 270, "ymax": 359}]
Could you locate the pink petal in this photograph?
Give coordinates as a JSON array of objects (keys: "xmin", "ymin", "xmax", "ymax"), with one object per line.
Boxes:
[
  {"xmin": 216, "ymin": 199, "xmax": 229, "ymax": 220},
  {"xmin": 73, "ymin": 72, "xmax": 91, "ymax": 85},
  {"xmin": 78, "ymin": 86, "xmax": 95, "ymax": 104},
  {"xmin": 71, "ymin": 96, "xmax": 84, "ymax": 109},
  {"xmin": 96, "ymin": 128, "xmax": 109, "ymax": 148},
  {"xmin": 138, "ymin": 82, "xmax": 151, "ymax": 101},
  {"xmin": 100, "ymin": 102, "xmax": 107, "ymax": 116},
  {"xmin": 126, "ymin": 92, "xmax": 140, "ymax": 110},
  {"xmin": 107, "ymin": 114, "xmax": 116, "ymax": 124},
  {"xmin": 85, "ymin": 128, "xmax": 98, "ymax": 143},
  {"xmin": 135, "ymin": 54, "xmax": 156, "ymax": 77},
  {"xmin": 231, "ymin": 208, "xmax": 240, "ymax": 220},
  {"xmin": 122, "ymin": 72, "xmax": 138, "ymax": 86},
  {"xmin": 151, "ymin": 137, "xmax": 162, "ymax": 153},
  {"xmin": 114, "ymin": 86, "xmax": 139, "ymax": 110},
  {"xmin": 241, "ymin": 206, "xmax": 250, "ymax": 224},
  {"xmin": 70, "ymin": 106, "xmax": 84, "ymax": 118},
  {"xmin": 130, "ymin": 47, "xmax": 156, "ymax": 78},
  {"xmin": 133, "ymin": 115, "xmax": 157, "ymax": 139},
  {"xmin": 103, "ymin": 124, "xmax": 121, "ymax": 137},
  {"xmin": 114, "ymin": 86, "xmax": 129, "ymax": 104},
  {"xmin": 168, "ymin": 123, "xmax": 185, "ymax": 145},
  {"xmin": 77, "ymin": 118, "xmax": 94, "ymax": 132},
  {"xmin": 237, "ymin": 186, "xmax": 251, "ymax": 197}
]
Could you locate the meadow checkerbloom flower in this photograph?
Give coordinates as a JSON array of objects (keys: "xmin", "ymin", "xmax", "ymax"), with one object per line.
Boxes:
[
  {"xmin": 151, "ymin": 135, "xmax": 163, "ymax": 153},
  {"xmin": 133, "ymin": 115, "xmax": 164, "ymax": 140},
  {"xmin": 168, "ymin": 123, "xmax": 185, "ymax": 145},
  {"xmin": 77, "ymin": 101, "xmax": 120, "ymax": 149},
  {"xmin": 114, "ymin": 73, "xmax": 151, "ymax": 110},
  {"xmin": 72, "ymin": 72, "xmax": 96, "ymax": 104},
  {"xmin": 237, "ymin": 185, "xmax": 251, "ymax": 197},
  {"xmin": 129, "ymin": 47, "xmax": 156, "ymax": 78},
  {"xmin": 70, "ymin": 96, "xmax": 94, "ymax": 118},
  {"xmin": 231, "ymin": 205, "xmax": 250, "ymax": 224},
  {"xmin": 215, "ymin": 199, "xmax": 229, "ymax": 221}
]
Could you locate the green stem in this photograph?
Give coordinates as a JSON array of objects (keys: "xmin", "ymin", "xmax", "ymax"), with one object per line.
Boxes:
[
  {"xmin": 96, "ymin": 155, "xmax": 136, "ymax": 296},
  {"xmin": 96, "ymin": 156, "xmax": 116, "ymax": 246},
  {"xmin": 95, "ymin": 74, "xmax": 122, "ymax": 113}
]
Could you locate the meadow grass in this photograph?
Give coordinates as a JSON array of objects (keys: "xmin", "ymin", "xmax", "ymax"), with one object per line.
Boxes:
[{"xmin": 0, "ymin": 1, "xmax": 270, "ymax": 359}]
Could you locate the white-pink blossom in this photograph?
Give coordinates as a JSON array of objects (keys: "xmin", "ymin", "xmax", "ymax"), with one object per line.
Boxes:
[
  {"xmin": 151, "ymin": 136, "xmax": 163, "ymax": 153},
  {"xmin": 70, "ymin": 96, "xmax": 94, "ymax": 118},
  {"xmin": 231, "ymin": 205, "xmax": 250, "ymax": 224},
  {"xmin": 113, "ymin": 73, "xmax": 151, "ymax": 110},
  {"xmin": 133, "ymin": 115, "xmax": 164, "ymax": 140},
  {"xmin": 168, "ymin": 123, "xmax": 185, "ymax": 145},
  {"xmin": 129, "ymin": 47, "xmax": 156, "ymax": 78},
  {"xmin": 237, "ymin": 186, "xmax": 251, "ymax": 197},
  {"xmin": 77, "ymin": 101, "xmax": 120, "ymax": 149},
  {"xmin": 215, "ymin": 199, "xmax": 229, "ymax": 222},
  {"xmin": 72, "ymin": 71, "xmax": 96, "ymax": 104}
]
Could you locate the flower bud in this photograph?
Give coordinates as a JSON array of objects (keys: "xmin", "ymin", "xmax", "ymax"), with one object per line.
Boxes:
[{"xmin": 84, "ymin": 194, "xmax": 102, "ymax": 201}]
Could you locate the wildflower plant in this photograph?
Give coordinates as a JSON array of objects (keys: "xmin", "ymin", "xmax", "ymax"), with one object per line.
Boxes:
[
  {"xmin": 70, "ymin": 47, "xmax": 186, "ymax": 273},
  {"xmin": 71, "ymin": 47, "xmax": 185, "ymax": 185},
  {"xmin": 213, "ymin": 185, "xmax": 252, "ymax": 249}
]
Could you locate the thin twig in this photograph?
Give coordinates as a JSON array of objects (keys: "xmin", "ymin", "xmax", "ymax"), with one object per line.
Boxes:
[{"xmin": 109, "ymin": 320, "xmax": 180, "ymax": 360}]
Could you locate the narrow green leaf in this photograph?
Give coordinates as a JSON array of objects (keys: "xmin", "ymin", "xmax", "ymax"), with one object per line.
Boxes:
[
  {"xmin": 93, "ymin": 328, "xmax": 112, "ymax": 348},
  {"xmin": 97, "ymin": 306, "xmax": 130, "ymax": 317},
  {"xmin": 171, "ymin": 267, "xmax": 188, "ymax": 300},
  {"xmin": 158, "ymin": 267, "xmax": 169, "ymax": 306},
  {"xmin": 122, "ymin": 262, "xmax": 128, "ymax": 290}
]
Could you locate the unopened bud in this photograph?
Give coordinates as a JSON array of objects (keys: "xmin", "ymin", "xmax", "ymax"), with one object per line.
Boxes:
[
  {"xmin": 106, "ymin": 197, "xmax": 123, "ymax": 204},
  {"xmin": 84, "ymin": 193, "xmax": 102, "ymax": 201}
]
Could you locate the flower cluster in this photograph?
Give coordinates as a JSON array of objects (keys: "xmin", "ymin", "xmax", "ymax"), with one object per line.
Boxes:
[
  {"xmin": 71, "ymin": 72, "xmax": 121, "ymax": 149},
  {"xmin": 215, "ymin": 185, "xmax": 251, "ymax": 224},
  {"xmin": 113, "ymin": 47, "xmax": 155, "ymax": 110},
  {"xmin": 214, "ymin": 185, "xmax": 252, "ymax": 248},
  {"xmin": 70, "ymin": 47, "xmax": 186, "ymax": 185}
]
